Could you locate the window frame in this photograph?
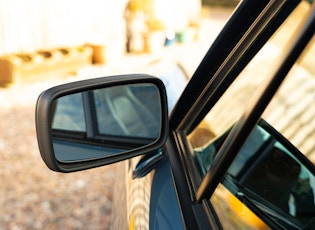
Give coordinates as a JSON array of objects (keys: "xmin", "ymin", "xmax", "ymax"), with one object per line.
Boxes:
[
  {"xmin": 167, "ymin": 0, "xmax": 314, "ymax": 228},
  {"xmin": 196, "ymin": 2, "xmax": 314, "ymax": 201}
]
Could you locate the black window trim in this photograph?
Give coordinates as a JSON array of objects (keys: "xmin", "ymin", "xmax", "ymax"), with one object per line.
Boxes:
[
  {"xmin": 167, "ymin": 0, "xmax": 307, "ymax": 228},
  {"xmin": 196, "ymin": 1, "xmax": 315, "ymax": 201},
  {"xmin": 170, "ymin": 0, "xmax": 302, "ymax": 196},
  {"xmin": 169, "ymin": 0, "xmax": 300, "ymax": 131}
]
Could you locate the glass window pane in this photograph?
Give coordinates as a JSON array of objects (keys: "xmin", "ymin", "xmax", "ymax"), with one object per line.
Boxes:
[
  {"xmin": 187, "ymin": 1, "xmax": 312, "ymax": 180},
  {"xmin": 263, "ymin": 38, "xmax": 315, "ymax": 162},
  {"xmin": 211, "ymin": 184, "xmax": 271, "ymax": 230},
  {"xmin": 187, "ymin": 2, "xmax": 314, "ymax": 228}
]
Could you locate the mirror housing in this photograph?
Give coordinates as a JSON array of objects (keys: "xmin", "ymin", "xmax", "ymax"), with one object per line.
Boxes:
[{"xmin": 36, "ymin": 74, "xmax": 169, "ymax": 172}]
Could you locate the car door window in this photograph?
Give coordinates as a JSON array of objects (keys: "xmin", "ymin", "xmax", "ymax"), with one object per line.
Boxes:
[
  {"xmin": 188, "ymin": 0, "xmax": 312, "ymax": 180},
  {"xmin": 262, "ymin": 43, "xmax": 315, "ymax": 162},
  {"xmin": 211, "ymin": 184, "xmax": 269, "ymax": 230},
  {"xmin": 184, "ymin": 1, "xmax": 314, "ymax": 228},
  {"xmin": 210, "ymin": 120, "xmax": 315, "ymax": 229}
]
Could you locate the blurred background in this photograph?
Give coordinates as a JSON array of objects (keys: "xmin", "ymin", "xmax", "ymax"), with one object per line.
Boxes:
[
  {"xmin": 0, "ymin": 0, "xmax": 314, "ymax": 229},
  {"xmin": 0, "ymin": 0, "xmax": 238, "ymax": 86},
  {"xmin": 0, "ymin": 0, "xmax": 238, "ymax": 55},
  {"xmin": 0, "ymin": 0, "xmax": 237, "ymax": 229}
]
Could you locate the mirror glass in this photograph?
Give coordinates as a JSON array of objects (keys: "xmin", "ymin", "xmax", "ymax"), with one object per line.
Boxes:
[
  {"xmin": 50, "ymin": 83, "xmax": 162, "ymax": 162},
  {"xmin": 52, "ymin": 92, "xmax": 86, "ymax": 131}
]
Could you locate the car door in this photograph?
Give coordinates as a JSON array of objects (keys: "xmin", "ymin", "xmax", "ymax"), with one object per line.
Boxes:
[
  {"xmin": 35, "ymin": 0, "xmax": 314, "ymax": 229},
  {"xmin": 166, "ymin": 0, "xmax": 314, "ymax": 229},
  {"xmin": 111, "ymin": 62, "xmax": 189, "ymax": 230},
  {"xmin": 112, "ymin": 0, "xmax": 307, "ymax": 228}
]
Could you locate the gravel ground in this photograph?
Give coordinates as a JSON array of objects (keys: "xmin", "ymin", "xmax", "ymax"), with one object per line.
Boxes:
[
  {"xmin": 0, "ymin": 7, "xmax": 231, "ymax": 229},
  {"xmin": 0, "ymin": 76, "xmax": 116, "ymax": 230},
  {"xmin": 0, "ymin": 46, "xmax": 206, "ymax": 230}
]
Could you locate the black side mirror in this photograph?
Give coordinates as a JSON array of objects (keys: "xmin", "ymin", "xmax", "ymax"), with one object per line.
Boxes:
[{"xmin": 36, "ymin": 74, "xmax": 169, "ymax": 172}]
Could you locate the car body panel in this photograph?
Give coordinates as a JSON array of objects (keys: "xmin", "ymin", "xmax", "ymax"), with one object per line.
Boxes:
[
  {"xmin": 149, "ymin": 155, "xmax": 184, "ymax": 229},
  {"xmin": 111, "ymin": 62, "xmax": 189, "ymax": 229}
]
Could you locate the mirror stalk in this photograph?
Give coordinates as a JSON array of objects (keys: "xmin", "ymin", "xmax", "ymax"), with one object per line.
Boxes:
[{"xmin": 132, "ymin": 149, "xmax": 164, "ymax": 179}]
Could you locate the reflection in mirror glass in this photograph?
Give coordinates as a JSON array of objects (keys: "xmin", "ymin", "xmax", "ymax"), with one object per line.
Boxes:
[
  {"xmin": 50, "ymin": 83, "xmax": 162, "ymax": 163},
  {"xmin": 93, "ymin": 84, "xmax": 161, "ymax": 139},
  {"xmin": 53, "ymin": 140, "xmax": 125, "ymax": 163},
  {"xmin": 51, "ymin": 92, "xmax": 86, "ymax": 131}
]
